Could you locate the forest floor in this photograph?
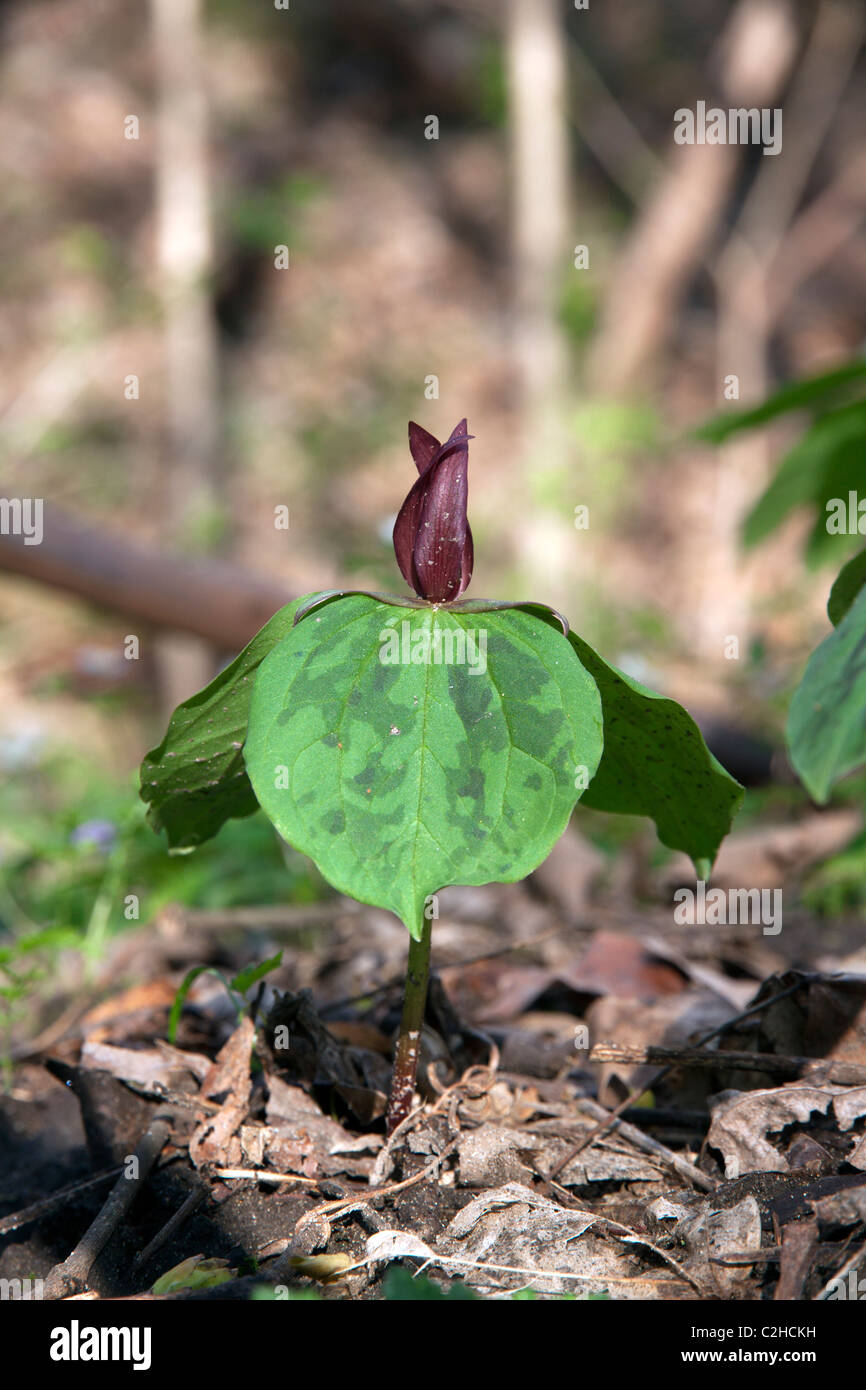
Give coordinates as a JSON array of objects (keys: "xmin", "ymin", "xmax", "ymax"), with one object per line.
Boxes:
[{"xmin": 4, "ymin": 813, "xmax": 866, "ymax": 1303}]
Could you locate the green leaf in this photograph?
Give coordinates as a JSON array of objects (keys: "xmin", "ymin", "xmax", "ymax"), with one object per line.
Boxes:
[
  {"xmin": 787, "ymin": 586, "xmax": 866, "ymax": 802},
  {"xmin": 828, "ymin": 548, "xmax": 866, "ymax": 627},
  {"xmin": 140, "ymin": 596, "xmax": 314, "ymax": 850},
  {"xmin": 167, "ymin": 964, "xmax": 234, "ymax": 1043},
  {"xmin": 244, "ymin": 595, "xmax": 603, "ymax": 938},
  {"xmin": 568, "ymin": 634, "xmax": 743, "ymax": 878},
  {"xmin": 696, "ymin": 359, "xmax": 866, "ymax": 443},
  {"xmin": 741, "ymin": 401, "xmax": 866, "ymax": 551},
  {"xmin": 231, "ymin": 950, "xmax": 283, "ymax": 996},
  {"xmin": 0, "ymin": 927, "xmax": 81, "ymax": 966}
]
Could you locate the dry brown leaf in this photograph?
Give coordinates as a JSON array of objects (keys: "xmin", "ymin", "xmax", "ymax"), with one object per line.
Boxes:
[{"xmin": 707, "ymin": 1082, "xmax": 866, "ymax": 1178}]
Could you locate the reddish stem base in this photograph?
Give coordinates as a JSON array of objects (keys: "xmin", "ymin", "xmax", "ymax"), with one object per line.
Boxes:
[{"xmin": 385, "ymin": 916, "xmax": 432, "ymax": 1136}]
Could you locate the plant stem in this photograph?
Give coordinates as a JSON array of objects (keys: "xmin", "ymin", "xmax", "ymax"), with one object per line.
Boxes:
[{"xmin": 386, "ymin": 915, "xmax": 432, "ymax": 1136}]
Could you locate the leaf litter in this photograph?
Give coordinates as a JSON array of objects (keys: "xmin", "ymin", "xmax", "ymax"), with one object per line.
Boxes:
[{"xmin": 5, "ymin": 846, "xmax": 866, "ymax": 1301}]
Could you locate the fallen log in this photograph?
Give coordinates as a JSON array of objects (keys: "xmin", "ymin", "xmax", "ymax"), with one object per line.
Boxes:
[{"xmin": 0, "ymin": 503, "xmax": 292, "ymax": 649}]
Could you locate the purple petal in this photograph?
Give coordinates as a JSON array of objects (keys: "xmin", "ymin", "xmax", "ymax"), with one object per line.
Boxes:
[
  {"xmin": 407, "ymin": 421, "xmax": 440, "ymax": 476},
  {"xmin": 394, "ymin": 420, "xmax": 475, "ymax": 601}
]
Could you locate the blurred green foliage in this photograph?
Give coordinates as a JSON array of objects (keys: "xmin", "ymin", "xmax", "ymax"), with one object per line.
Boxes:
[
  {"xmin": 382, "ymin": 1268, "xmax": 479, "ymax": 1300},
  {"xmin": 0, "ymin": 748, "xmax": 324, "ymax": 1067},
  {"xmin": 559, "ymin": 274, "xmax": 598, "ymax": 345},
  {"xmin": 803, "ymin": 824, "xmax": 866, "ymax": 916},
  {"xmin": 476, "ymin": 39, "xmax": 507, "ymax": 127},
  {"xmin": 697, "ymin": 355, "xmax": 866, "ymax": 566},
  {"xmin": 1, "ymin": 751, "xmax": 320, "ymax": 935},
  {"xmin": 228, "ymin": 174, "xmax": 323, "ymax": 254}
]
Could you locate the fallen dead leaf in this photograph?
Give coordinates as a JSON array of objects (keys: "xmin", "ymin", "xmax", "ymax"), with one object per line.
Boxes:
[
  {"xmin": 189, "ymin": 1017, "xmax": 255, "ymax": 1169},
  {"xmin": 706, "ymin": 1082, "xmax": 866, "ymax": 1178}
]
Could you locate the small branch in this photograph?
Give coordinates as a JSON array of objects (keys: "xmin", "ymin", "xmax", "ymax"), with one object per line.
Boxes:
[
  {"xmin": 589, "ymin": 1043, "xmax": 866, "ymax": 1086},
  {"xmin": 268, "ymin": 1142, "xmax": 457, "ymax": 1284},
  {"xmin": 549, "ymin": 974, "xmax": 815, "ymax": 1181},
  {"xmin": 213, "ymin": 1169, "xmax": 320, "ymax": 1185},
  {"xmin": 575, "ymin": 1095, "xmax": 715, "ymax": 1193},
  {"xmin": 0, "ymin": 1169, "xmax": 121, "ymax": 1237},
  {"xmin": 42, "ymin": 1116, "xmax": 172, "ymax": 1300},
  {"xmin": 132, "ymin": 1182, "xmax": 205, "ymax": 1273}
]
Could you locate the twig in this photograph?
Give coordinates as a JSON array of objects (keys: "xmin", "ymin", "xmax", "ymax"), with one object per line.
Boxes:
[
  {"xmin": 589, "ymin": 1043, "xmax": 866, "ymax": 1086},
  {"xmin": 575, "ymin": 1096, "xmax": 715, "ymax": 1192},
  {"xmin": 549, "ymin": 974, "xmax": 814, "ymax": 1181},
  {"xmin": 132, "ymin": 1183, "xmax": 206, "ymax": 1272},
  {"xmin": 0, "ymin": 1168, "xmax": 122, "ymax": 1236},
  {"xmin": 539, "ymin": 1180, "xmax": 709, "ymax": 1294},
  {"xmin": 213, "ymin": 1168, "xmax": 320, "ymax": 1186},
  {"xmin": 594, "ymin": 1217, "xmax": 708, "ymax": 1296},
  {"xmin": 301, "ymin": 1141, "xmax": 458, "ymax": 1230},
  {"xmin": 42, "ymin": 1115, "xmax": 172, "ymax": 1299},
  {"xmin": 269, "ymin": 1141, "xmax": 458, "ymax": 1284}
]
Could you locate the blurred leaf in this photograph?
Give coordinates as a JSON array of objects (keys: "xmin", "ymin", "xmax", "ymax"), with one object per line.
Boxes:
[
  {"xmin": 742, "ymin": 400, "xmax": 866, "ymax": 551},
  {"xmin": 0, "ymin": 927, "xmax": 80, "ymax": 967},
  {"xmin": 802, "ymin": 825, "xmax": 866, "ymax": 915},
  {"xmin": 476, "ymin": 39, "xmax": 507, "ymax": 125},
  {"xmin": 696, "ymin": 358, "xmax": 866, "ymax": 442},
  {"xmin": 828, "ymin": 547, "xmax": 866, "ymax": 627},
  {"xmin": 787, "ymin": 585, "xmax": 866, "ymax": 802},
  {"xmin": 383, "ymin": 1268, "xmax": 479, "ymax": 1301}
]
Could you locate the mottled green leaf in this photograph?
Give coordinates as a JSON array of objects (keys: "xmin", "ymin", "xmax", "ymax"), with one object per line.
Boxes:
[
  {"xmin": 827, "ymin": 547, "xmax": 866, "ymax": 627},
  {"xmin": 140, "ymin": 596, "xmax": 313, "ymax": 850},
  {"xmin": 787, "ymin": 586, "xmax": 866, "ymax": 802},
  {"xmin": 569, "ymin": 634, "xmax": 743, "ymax": 879},
  {"xmin": 244, "ymin": 595, "xmax": 603, "ymax": 938}
]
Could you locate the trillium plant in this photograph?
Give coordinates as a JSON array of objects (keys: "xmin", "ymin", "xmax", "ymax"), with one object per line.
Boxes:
[{"xmin": 141, "ymin": 422, "xmax": 743, "ymax": 1132}]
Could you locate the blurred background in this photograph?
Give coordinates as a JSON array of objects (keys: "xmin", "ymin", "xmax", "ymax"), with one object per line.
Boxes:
[{"xmin": 2, "ymin": 0, "xmax": 866, "ymax": 1054}]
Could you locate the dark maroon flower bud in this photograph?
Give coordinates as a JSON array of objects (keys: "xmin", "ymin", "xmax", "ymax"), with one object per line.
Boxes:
[{"xmin": 392, "ymin": 419, "xmax": 474, "ymax": 603}]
